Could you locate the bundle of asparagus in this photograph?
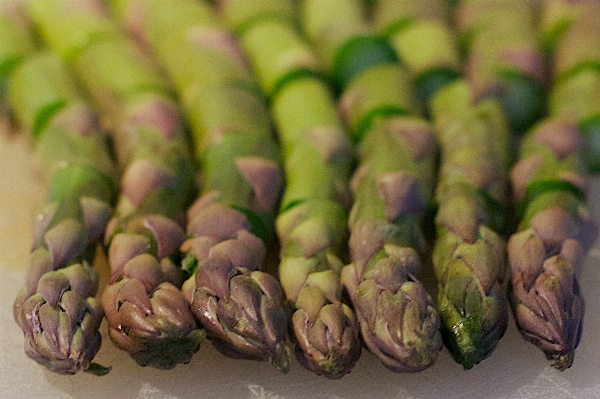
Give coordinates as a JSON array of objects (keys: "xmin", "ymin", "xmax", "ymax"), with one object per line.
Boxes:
[
  {"xmin": 371, "ymin": 0, "xmax": 462, "ymax": 110},
  {"xmin": 28, "ymin": 0, "xmax": 205, "ymax": 369},
  {"xmin": 217, "ymin": 0, "xmax": 362, "ymax": 379},
  {"xmin": 508, "ymin": 119, "xmax": 598, "ymax": 370},
  {"xmin": 454, "ymin": 0, "xmax": 547, "ymax": 133},
  {"xmin": 4, "ymin": 0, "xmax": 600, "ymax": 381},
  {"xmin": 299, "ymin": 0, "xmax": 442, "ymax": 372},
  {"xmin": 109, "ymin": 0, "xmax": 290, "ymax": 372},
  {"xmin": 542, "ymin": 1, "xmax": 600, "ymax": 173},
  {"xmin": 430, "ymin": 80, "xmax": 511, "ymax": 369}
]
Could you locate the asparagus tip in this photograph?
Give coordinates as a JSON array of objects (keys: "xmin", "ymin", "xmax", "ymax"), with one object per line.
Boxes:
[
  {"xmin": 440, "ymin": 311, "xmax": 507, "ymax": 370},
  {"xmin": 550, "ymin": 351, "xmax": 574, "ymax": 372},
  {"xmin": 270, "ymin": 342, "xmax": 292, "ymax": 374},
  {"xmin": 124, "ymin": 328, "xmax": 206, "ymax": 370}
]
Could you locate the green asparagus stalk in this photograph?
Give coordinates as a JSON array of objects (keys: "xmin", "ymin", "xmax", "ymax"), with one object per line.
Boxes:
[
  {"xmin": 341, "ymin": 106, "xmax": 443, "ymax": 372},
  {"xmin": 371, "ymin": 0, "xmax": 462, "ymax": 109},
  {"xmin": 299, "ymin": 0, "xmax": 442, "ymax": 372},
  {"xmin": 9, "ymin": 51, "xmax": 117, "ymax": 375},
  {"xmin": 454, "ymin": 0, "xmax": 547, "ymax": 133},
  {"xmin": 545, "ymin": 2, "xmax": 600, "ymax": 173},
  {"xmin": 296, "ymin": 0, "xmax": 442, "ymax": 371},
  {"xmin": 508, "ymin": 119, "xmax": 598, "ymax": 370},
  {"xmin": 430, "ymin": 80, "xmax": 511, "ymax": 369},
  {"xmin": 28, "ymin": 0, "xmax": 205, "ymax": 369},
  {"xmin": 218, "ymin": 0, "xmax": 362, "ymax": 379},
  {"xmin": 109, "ymin": 0, "xmax": 291, "ymax": 372}
]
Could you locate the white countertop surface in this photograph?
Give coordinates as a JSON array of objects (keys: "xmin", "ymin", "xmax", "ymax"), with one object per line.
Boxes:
[{"xmin": 2, "ymin": 126, "xmax": 600, "ymax": 399}]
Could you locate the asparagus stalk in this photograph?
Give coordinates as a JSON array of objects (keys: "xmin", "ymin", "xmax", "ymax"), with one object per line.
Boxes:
[
  {"xmin": 430, "ymin": 80, "xmax": 511, "ymax": 369},
  {"xmin": 508, "ymin": 119, "xmax": 598, "ymax": 370},
  {"xmin": 454, "ymin": 0, "xmax": 547, "ymax": 133},
  {"xmin": 1, "ymin": 1, "xmax": 113, "ymax": 376},
  {"xmin": 8, "ymin": 50, "xmax": 117, "ymax": 375},
  {"xmin": 28, "ymin": 0, "xmax": 205, "ymax": 369},
  {"xmin": 371, "ymin": 0, "xmax": 462, "ymax": 110},
  {"xmin": 218, "ymin": 0, "xmax": 362, "ymax": 379},
  {"xmin": 299, "ymin": 0, "xmax": 442, "ymax": 372},
  {"xmin": 341, "ymin": 104, "xmax": 443, "ymax": 372},
  {"xmin": 109, "ymin": 0, "xmax": 290, "ymax": 372},
  {"xmin": 544, "ymin": 2, "xmax": 600, "ymax": 173}
]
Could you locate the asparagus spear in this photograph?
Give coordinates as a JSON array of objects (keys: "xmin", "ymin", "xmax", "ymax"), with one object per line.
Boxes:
[
  {"xmin": 1, "ymin": 0, "xmax": 113, "ymax": 376},
  {"xmin": 340, "ymin": 101, "xmax": 443, "ymax": 372},
  {"xmin": 454, "ymin": 0, "xmax": 547, "ymax": 133},
  {"xmin": 430, "ymin": 80, "xmax": 511, "ymax": 369},
  {"xmin": 28, "ymin": 0, "xmax": 204, "ymax": 369},
  {"xmin": 342, "ymin": 117, "xmax": 442, "ymax": 372},
  {"xmin": 299, "ymin": 0, "xmax": 442, "ymax": 372},
  {"xmin": 218, "ymin": 0, "xmax": 362, "ymax": 379},
  {"xmin": 9, "ymin": 51, "xmax": 117, "ymax": 375},
  {"xmin": 508, "ymin": 119, "xmax": 598, "ymax": 370},
  {"xmin": 371, "ymin": 0, "xmax": 462, "ymax": 110},
  {"xmin": 109, "ymin": 0, "xmax": 290, "ymax": 372},
  {"xmin": 545, "ymin": 2, "xmax": 600, "ymax": 173}
]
